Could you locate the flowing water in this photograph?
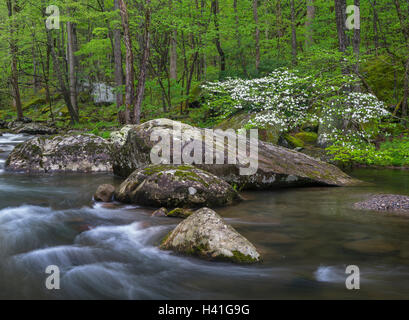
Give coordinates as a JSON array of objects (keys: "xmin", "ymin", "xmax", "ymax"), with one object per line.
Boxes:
[{"xmin": 1, "ymin": 133, "xmax": 409, "ymax": 299}]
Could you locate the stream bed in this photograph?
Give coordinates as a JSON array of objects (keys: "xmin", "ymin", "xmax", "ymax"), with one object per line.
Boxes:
[{"xmin": 1, "ymin": 133, "xmax": 409, "ymax": 299}]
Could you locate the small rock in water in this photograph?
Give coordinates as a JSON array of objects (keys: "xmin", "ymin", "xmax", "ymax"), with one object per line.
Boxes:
[
  {"xmin": 160, "ymin": 207, "xmax": 261, "ymax": 264},
  {"xmin": 166, "ymin": 208, "xmax": 193, "ymax": 219},
  {"xmin": 94, "ymin": 184, "xmax": 115, "ymax": 202},
  {"xmin": 152, "ymin": 207, "xmax": 168, "ymax": 217}
]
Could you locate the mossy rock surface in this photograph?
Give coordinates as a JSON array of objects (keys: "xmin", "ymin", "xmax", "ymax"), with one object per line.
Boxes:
[
  {"xmin": 160, "ymin": 207, "xmax": 261, "ymax": 264},
  {"xmin": 115, "ymin": 164, "xmax": 241, "ymax": 208},
  {"xmin": 6, "ymin": 134, "xmax": 113, "ymax": 173},
  {"xmin": 284, "ymin": 134, "xmax": 305, "ymax": 148},
  {"xmin": 295, "ymin": 132, "xmax": 318, "ymax": 144},
  {"xmin": 112, "ymin": 118, "xmax": 359, "ymax": 188}
]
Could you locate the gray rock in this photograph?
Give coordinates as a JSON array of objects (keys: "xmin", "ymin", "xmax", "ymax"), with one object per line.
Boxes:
[
  {"xmin": 6, "ymin": 134, "xmax": 113, "ymax": 173},
  {"xmin": 152, "ymin": 207, "xmax": 168, "ymax": 217},
  {"xmin": 8, "ymin": 121, "xmax": 57, "ymax": 135},
  {"xmin": 115, "ymin": 164, "xmax": 240, "ymax": 208},
  {"xmin": 111, "ymin": 119, "xmax": 359, "ymax": 189},
  {"xmin": 160, "ymin": 207, "xmax": 261, "ymax": 263},
  {"xmin": 94, "ymin": 184, "xmax": 115, "ymax": 202}
]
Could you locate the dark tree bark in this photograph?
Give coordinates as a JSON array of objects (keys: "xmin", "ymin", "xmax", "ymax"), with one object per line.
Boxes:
[
  {"xmin": 334, "ymin": 0, "xmax": 348, "ymax": 53},
  {"xmin": 211, "ymin": 0, "xmax": 226, "ymax": 73},
  {"xmin": 305, "ymin": 0, "xmax": 315, "ymax": 49},
  {"xmin": 290, "ymin": 0, "xmax": 297, "ymax": 65},
  {"xmin": 134, "ymin": 0, "xmax": 151, "ymax": 125},
  {"xmin": 118, "ymin": 0, "xmax": 134, "ymax": 124},
  {"xmin": 7, "ymin": 0, "xmax": 23, "ymax": 120},
  {"xmin": 253, "ymin": 0, "xmax": 260, "ymax": 72},
  {"xmin": 113, "ymin": 0, "xmax": 124, "ymax": 110},
  {"xmin": 67, "ymin": 17, "xmax": 78, "ymax": 116}
]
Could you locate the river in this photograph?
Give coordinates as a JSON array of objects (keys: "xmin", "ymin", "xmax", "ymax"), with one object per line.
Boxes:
[{"xmin": 1, "ymin": 133, "xmax": 409, "ymax": 299}]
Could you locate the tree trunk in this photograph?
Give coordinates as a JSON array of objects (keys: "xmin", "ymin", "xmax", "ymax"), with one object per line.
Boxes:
[
  {"xmin": 290, "ymin": 0, "xmax": 297, "ymax": 65},
  {"xmin": 253, "ymin": 0, "xmax": 260, "ymax": 72},
  {"xmin": 67, "ymin": 18, "xmax": 78, "ymax": 116},
  {"xmin": 7, "ymin": 0, "xmax": 23, "ymax": 120},
  {"xmin": 118, "ymin": 0, "xmax": 134, "ymax": 124},
  {"xmin": 134, "ymin": 0, "xmax": 151, "ymax": 125},
  {"xmin": 113, "ymin": 0, "xmax": 124, "ymax": 110},
  {"xmin": 305, "ymin": 0, "xmax": 315, "ymax": 49},
  {"xmin": 335, "ymin": 0, "xmax": 348, "ymax": 53},
  {"xmin": 233, "ymin": 0, "xmax": 247, "ymax": 76},
  {"xmin": 170, "ymin": 29, "xmax": 177, "ymax": 80},
  {"xmin": 211, "ymin": 0, "xmax": 226, "ymax": 73}
]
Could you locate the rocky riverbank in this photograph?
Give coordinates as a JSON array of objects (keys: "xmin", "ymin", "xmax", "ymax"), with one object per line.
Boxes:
[{"xmin": 354, "ymin": 194, "xmax": 409, "ymax": 213}]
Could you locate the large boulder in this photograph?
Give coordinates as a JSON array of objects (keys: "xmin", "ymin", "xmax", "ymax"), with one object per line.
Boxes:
[
  {"xmin": 112, "ymin": 118, "xmax": 358, "ymax": 189},
  {"xmin": 8, "ymin": 121, "xmax": 57, "ymax": 135},
  {"xmin": 115, "ymin": 164, "xmax": 240, "ymax": 208},
  {"xmin": 160, "ymin": 207, "xmax": 261, "ymax": 264},
  {"xmin": 0, "ymin": 120, "xmax": 7, "ymax": 129},
  {"xmin": 6, "ymin": 134, "xmax": 113, "ymax": 173}
]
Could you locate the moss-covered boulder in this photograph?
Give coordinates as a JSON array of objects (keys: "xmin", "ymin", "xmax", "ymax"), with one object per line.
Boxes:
[
  {"xmin": 115, "ymin": 164, "xmax": 240, "ymax": 208},
  {"xmin": 283, "ymin": 134, "xmax": 305, "ymax": 149},
  {"xmin": 160, "ymin": 207, "xmax": 261, "ymax": 264},
  {"xmin": 295, "ymin": 132, "xmax": 318, "ymax": 144},
  {"xmin": 6, "ymin": 134, "xmax": 113, "ymax": 173},
  {"xmin": 112, "ymin": 119, "xmax": 359, "ymax": 188},
  {"xmin": 216, "ymin": 111, "xmax": 280, "ymax": 145}
]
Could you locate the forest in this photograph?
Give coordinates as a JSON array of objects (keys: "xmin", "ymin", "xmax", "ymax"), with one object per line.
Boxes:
[{"xmin": 0, "ymin": 0, "xmax": 408, "ymax": 167}]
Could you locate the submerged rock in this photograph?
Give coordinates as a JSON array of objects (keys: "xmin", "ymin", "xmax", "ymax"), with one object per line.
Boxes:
[
  {"xmin": 94, "ymin": 184, "xmax": 115, "ymax": 202},
  {"xmin": 115, "ymin": 164, "xmax": 240, "ymax": 208},
  {"xmin": 160, "ymin": 207, "xmax": 261, "ymax": 263},
  {"xmin": 6, "ymin": 134, "xmax": 113, "ymax": 173},
  {"xmin": 111, "ymin": 118, "xmax": 358, "ymax": 189},
  {"xmin": 343, "ymin": 239, "xmax": 399, "ymax": 255},
  {"xmin": 355, "ymin": 194, "xmax": 409, "ymax": 213}
]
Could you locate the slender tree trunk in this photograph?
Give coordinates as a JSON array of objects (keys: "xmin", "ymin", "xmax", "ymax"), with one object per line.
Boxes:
[
  {"xmin": 7, "ymin": 0, "xmax": 23, "ymax": 120},
  {"xmin": 67, "ymin": 18, "xmax": 78, "ymax": 116},
  {"xmin": 170, "ymin": 30, "xmax": 177, "ymax": 80},
  {"xmin": 113, "ymin": 0, "xmax": 124, "ymax": 110},
  {"xmin": 290, "ymin": 0, "xmax": 297, "ymax": 65},
  {"xmin": 305, "ymin": 0, "xmax": 315, "ymax": 49},
  {"xmin": 403, "ymin": 57, "xmax": 409, "ymax": 118},
  {"xmin": 134, "ymin": 0, "xmax": 151, "ymax": 124},
  {"xmin": 253, "ymin": 0, "xmax": 260, "ymax": 72},
  {"xmin": 211, "ymin": 0, "xmax": 226, "ymax": 73},
  {"xmin": 118, "ymin": 0, "xmax": 134, "ymax": 124},
  {"xmin": 276, "ymin": 0, "xmax": 283, "ymax": 55},
  {"xmin": 169, "ymin": 0, "xmax": 177, "ymax": 80},
  {"xmin": 233, "ymin": 0, "xmax": 247, "ymax": 76},
  {"xmin": 335, "ymin": 0, "xmax": 348, "ymax": 53}
]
